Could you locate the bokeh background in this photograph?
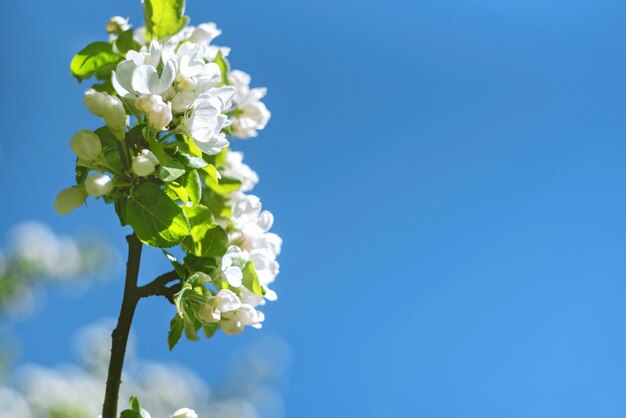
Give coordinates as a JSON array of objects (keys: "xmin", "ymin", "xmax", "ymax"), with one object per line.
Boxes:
[{"xmin": 2, "ymin": 0, "xmax": 626, "ymax": 417}]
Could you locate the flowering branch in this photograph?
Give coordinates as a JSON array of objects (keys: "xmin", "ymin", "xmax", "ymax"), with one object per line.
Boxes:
[{"xmin": 57, "ymin": 1, "xmax": 282, "ymax": 416}]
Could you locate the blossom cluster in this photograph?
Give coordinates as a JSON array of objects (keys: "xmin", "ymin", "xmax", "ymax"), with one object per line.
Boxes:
[{"xmin": 56, "ymin": 11, "xmax": 280, "ymax": 346}]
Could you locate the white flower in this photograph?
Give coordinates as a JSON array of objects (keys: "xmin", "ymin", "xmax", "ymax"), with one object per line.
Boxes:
[
  {"xmin": 177, "ymin": 22, "xmax": 230, "ymax": 61},
  {"xmin": 83, "ymin": 89, "xmax": 127, "ymax": 136},
  {"xmin": 171, "ymin": 408, "xmax": 198, "ymax": 418},
  {"xmin": 135, "ymin": 94, "xmax": 172, "ymax": 130},
  {"xmin": 132, "ymin": 149, "xmax": 159, "ymax": 177},
  {"xmin": 232, "ymin": 304, "xmax": 264, "ymax": 328},
  {"xmin": 54, "ymin": 186, "xmax": 87, "ymax": 215},
  {"xmin": 189, "ymin": 23, "xmax": 222, "ymax": 44},
  {"xmin": 229, "ymin": 194, "xmax": 282, "ymax": 300},
  {"xmin": 231, "ymin": 195, "xmax": 262, "ymax": 230},
  {"xmin": 112, "ymin": 39, "xmax": 176, "ymax": 99},
  {"xmin": 229, "ymin": 70, "xmax": 271, "ymax": 138},
  {"xmin": 197, "ymin": 303, "xmax": 220, "ymax": 323},
  {"xmin": 212, "ymin": 289, "xmax": 241, "ymax": 312},
  {"xmin": 85, "ymin": 174, "xmax": 113, "ymax": 197},
  {"xmin": 70, "ymin": 130, "xmax": 102, "ymax": 162},
  {"xmin": 220, "ymin": 245, "xmax": 249, "ymax": 287},
  {"xmin": 106, "ymin": 16, "xmax": 130, "ymax": 33},
  {"xmin": 220, "ymin": 318, "xmax": 244, "ymax": 335},
  {"xmin": 238, "ymin": 286, "xmax": 265, "ymax": 307},
  {"xmin": 183, "ymin": 88, "xmax": 235, "ymax": 155},
  {"xmin": 170, "ymin": 43, "xmax": 221, "ymax": 96},
  {"xmin": 249, "ymin": 248, "xmax": 280, "ymax": 284},
  {"xmin": 222, "ymin": 151, "xmax": 258, "ymax": 192}
]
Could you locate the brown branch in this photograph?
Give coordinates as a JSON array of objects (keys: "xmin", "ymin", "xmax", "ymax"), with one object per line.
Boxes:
[
  {"xmin": 137, "ymin": 270, "xmax": 181, "ymax": 303},
  {"xmin": 102, "ymin": 233, "xmax": 142, "ymax": 418},
  {"xmin": 101, "ymin": 241, "xmax": 182, "ymax": 418}
]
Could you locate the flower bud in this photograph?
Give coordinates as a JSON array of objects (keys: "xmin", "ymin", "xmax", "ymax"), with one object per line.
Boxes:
[
  {"xmin": 197, "ymin": 304, "xmax": 220, "ymax": 324},
  {"xmin": 132, "ymin": 149, "xmax": 160, "ymax": 177},
  {"xmin": 70, "ymin": 129, "xmax": 102, "ymax": 162},
  {"xmin": 83, "ymin": 89, "xmax": 127, "ymax": 136},
  {"xmin": 106, "ymin": 16, "xmax": 130, "ymax": 33},
  {"xmin": 54, "ymin": 186, "xmax": 87, "ymax": 215},
  {"xmin": 170, "ymin": 408, "xmax": 198, "ymax": 418},
  {"xmin": 85, "ymin": 173, "xmax": 113, "ymax": 197},
  {"xmin": 220, "ymin": 318, "xmax": 244, "ymax": 335},
  {"xmin": 135, "ymin": 94, "xmax": 173, "ymax": 131}
]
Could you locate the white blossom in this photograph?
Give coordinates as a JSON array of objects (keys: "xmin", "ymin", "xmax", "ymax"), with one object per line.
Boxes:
[
  {"xmin": 197, "ymin": 303, "xmax": 220, "ymax": 324},
  {"xmin": 132, "ymin": 149, "xmax": 159, "ymax": 177},
  {"xmin": 212, "ymin": 289, "xmax": 241, "ymax": 312},
  {"xmin": 228, "ymin": 70, "xmax": 270, "ymax": 139},
  {"xmin": 220, "ymin": 245, "xmax": 249, "ymax": 287},
  {"xmin": 54, "ymin": 187, "xmax": 87, "ymax": 215},
  {"xmin": 220, "ymin": 318, "xmax": 244, "ymax": 336},
  {"xmin": 231, "ymin": 304, "xmax": 264, "ymax": 328},
  {"xmin": 135, "ymin": 94, "xmax": 173, "ymax": 131},
  {"xmin": 70, "ymin": 130, "xmax": 102, "ymax": 162},
  {"xmin": 85, "ymin": 174, "xmax": 113, "ymax": 197},
  {"xmin": 183, "ymin": 88, "xmax": 235, "ymax": 155},
  {"xmin": 83, "ymin": 89, "xmax": 127, "ymax": 136},
  {"xmin": 106, "ymin": 16, "xmax": 130, "ymax": 33},
  {"xmin": 171, "ymin": 408, "xmax": 198, "ymax": 418},
  {"xmin": 229, "ymin": 194, "xmax": 282, "ymax": 299},
  {"xmin": 112, "ymin": 39, "xmax": 176, "ymax": 99}
]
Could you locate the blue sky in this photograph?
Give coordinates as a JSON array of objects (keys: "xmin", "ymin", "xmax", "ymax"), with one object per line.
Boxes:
[{"xmin": 2, "ymin": 0, "xmax": 626, "ymax": 417}]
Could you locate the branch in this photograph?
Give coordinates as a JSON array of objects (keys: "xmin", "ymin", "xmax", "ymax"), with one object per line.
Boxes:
[
  {"xmin": 102, "ymin": 233, "xmax": 143, "ymax": 418},
  {"xmin": 137, "ymin": 270, "xmax": 181, "ymax": 303}
]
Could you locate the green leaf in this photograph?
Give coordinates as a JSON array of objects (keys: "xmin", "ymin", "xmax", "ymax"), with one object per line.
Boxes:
[
  {"xmin": 202, "ymin": 188, "xmax": 231, "ymax": 219},
  {"xmin": 202, "ymin": 164, "xmax": 220, "ymax": 183},
  {"xmin": 120, "ymin": 410, "xmax": 142, "ymax": 418},
  {"xmin": 94, "ymin": 126, "xmax": 119, "ymax": 151},
  {"xmin": 162, "ymin": 250, "xmax": 185, "ymax": 278},
  {"xmin": 70, "ymin": 42, "xmax": 121, "ymax": 80},
  {"xmin": 184, "ymin": 319, "xmax": 201, "ymax": 341},
  {"xmin": 214, "ymin": 50, "xmax": 230, "ymax": 86},
  {"xmin": 129, "ymin": 396, "xmax": 141, "ymax": 412},
  {"xmin": 203, "ymin": 323, "xmax": 219, "ymax": 339},
  {"xmin": 144, "ymin": 0, "xmax": 189, "ymax": 40},
  {"xmin": 168, "ymin": 314, "xmax": 184, "ymax": 351},
  {"xmin": 116, "ymin": 29, "xmax": 140, "ymax": 54},
  {"xmin": 165, "ymin": 181, "xmax": 189, "ymax": 204},
  {"xmin": 182, "ymin": 204, "xmax": 214, "ymax": 242},
  {"xmin": 198, "ymin": 224, "xmax": 228, "ymax": 257},
  {"xmin": 115, "ymin": 196, "xmax": 129, "ymax": 226},
  {"xmin": 182, "ymin": 154, "xmax": 208, "ymax": 169},
  {"xmin": 183, "ymin": 170, "xmax": 202, "ymax": 206},
  {"xmin": 148, "ymin": 136, "xmax": 167, "ymax": 162},
  {"xmin": 95, "ymin": 126, "xmax": 128, "ymax": 169},
  {"xmin": 205, "ymin": 175, "xmax": 242, "ymax": 195},
  {"xmin": 126, "ymin": 182, "xmax": 191, "ymax": 248},
  {"xmin": 126, "ymin": 124, "xmax": 148, "ymax": 153},
  {"xmin": 184, "ymin": 254, "xmax": 219, "ymax": 274},
  {"xmin": 158, "ymin": 155, "xmax": 186, "ymax": 182},
  {"xmin": 242, "ymin": 262, "xmax": 264, "ymax": 296}
]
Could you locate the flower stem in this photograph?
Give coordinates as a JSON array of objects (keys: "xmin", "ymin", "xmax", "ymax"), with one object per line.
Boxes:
[{"xmin": 102, "ymin": 233, "xmax": 143, "ymax": 418}]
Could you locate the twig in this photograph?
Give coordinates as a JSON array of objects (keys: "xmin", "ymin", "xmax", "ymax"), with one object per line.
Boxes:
[{"xmin": 102, "ymin": 233, "xmax": 142, "ymax": 418}]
